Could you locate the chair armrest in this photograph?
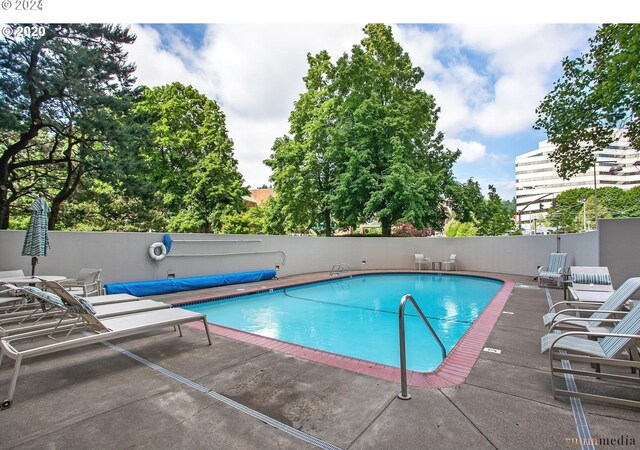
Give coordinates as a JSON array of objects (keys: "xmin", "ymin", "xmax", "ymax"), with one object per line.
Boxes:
[{"xmin": 548, "ymin": 330, "xmax": 640, "ymax": 353}]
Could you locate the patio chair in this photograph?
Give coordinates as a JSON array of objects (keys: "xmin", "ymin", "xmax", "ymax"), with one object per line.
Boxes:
[
  {"xmin": 0, "ymin": 305, "xmax": 212, "ymax": 409},
  {"xmin": 414, "ymin": 254, "xmax": 430, "ymax": 270},
  {"xmin": 567, "ymin": 266, "xmax": 615, "ymax": 304},
  {"xmin": 0, "ymin": 285, "xmax": 170, "ymax": 337},
  {"xmin": 543, "ymin": 277, "xmax": 640, "ymax": 332},
  {"xmin": 540, "ymin": 301, "xmax": 640, "ymax": 408},
  {"xmin": 569, "ymin": 266, "xmax": 613, "ymax": 292},
  {"xmin": 537, "ymin": 253, "xmax": 568, "ymax": 288},
  {"xmin": 441, "ymin": 254, "xmax": 457, "ymax": 271},
  {"xmin": 59, "ymin": 268, "xmax": 102, "ymax": 296}
]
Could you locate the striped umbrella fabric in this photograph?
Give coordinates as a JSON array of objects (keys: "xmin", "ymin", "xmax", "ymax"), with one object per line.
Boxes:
[{"xmin": 21, "ymin": 196, "xmax": 50, "ymax": 259}]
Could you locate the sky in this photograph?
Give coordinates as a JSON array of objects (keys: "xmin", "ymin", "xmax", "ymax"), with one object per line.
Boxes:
[{"xmin": 124, "ymin": 23, "xmax": 598, "ymax": 200}]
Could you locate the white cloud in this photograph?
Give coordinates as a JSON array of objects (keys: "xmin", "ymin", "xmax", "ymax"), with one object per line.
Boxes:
[{"xmin": 445, "ymin": 138, "xmax": 487, "ymax": 163}]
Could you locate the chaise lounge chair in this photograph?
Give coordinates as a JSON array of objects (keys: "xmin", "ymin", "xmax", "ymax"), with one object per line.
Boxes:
[
  {"xmin": 0, "ymin": 285, "xmax": 170, "ymax": 337},
  {"xmin": 543, "ymin": 277, "xmax": 640, "ymax": 332},
  {"xmin": 538, "ymin": 252, "xmax": 568, "ymax": 288},
  {"xmin": 567, "ymin": 266, "xmax": 614, "ymax": 304},
  {"xmin": 541, "ymin": 300, "xmax": 640, "ymax": 408},
  {"xmin": 0, "ymin": 303, "xmax": 211, "ymax": 409}
]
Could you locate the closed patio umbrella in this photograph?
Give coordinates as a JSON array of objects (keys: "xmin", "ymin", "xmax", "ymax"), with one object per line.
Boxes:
[{"xmin": 21, "ymin": 195, "xmax": 50, "ymax": 276}]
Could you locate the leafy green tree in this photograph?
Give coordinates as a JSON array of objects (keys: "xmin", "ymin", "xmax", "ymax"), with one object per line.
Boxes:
[
  {"xmin": 447, "ymin": 178, "xmax": 484, "ymax": 223},
  {"xmin": 0, "ymin": 24, "xmax": 137, "ymax": 228},
  {"xmin": 476, "ymin": 186, "xmax": 514, "ymax": 236},
  {"xmin": 265, "ymin": 51, "xmax": 340, "ymax": 236},
  {"xmin": 134, "ymin": 82, "xmax": 247, "ymax": 233},
  {"xmin": 261, "ymin": 197, "xmax": 289, "ymax": 235},
  {"xmin": 545, "ymin": 187, "xmax": 592, "ymax": 232},
  {"xmin": 444, "ymin": 218, "xmax": 478, "ymax": 237},
  {"xmin": 333, "ymin": 24, "xmax": 458, "ymax": 236},
  {"xmin": 56, "ymin": 178, "xmax": 167, "ymax": 231},
  {"xmin": 535, "ymin": 24, "xmax": 640, "ymax": 179},
  {"xmin": 625, "ymin": 186, "xmax": 640, "ymax": 217},
  {"xmin": 502, "ymin": 197, "xmax": 516, "ymax": 216},
  {"xmin": 221, "ymin": 204, "xmax": 268, "ymax": 234}
]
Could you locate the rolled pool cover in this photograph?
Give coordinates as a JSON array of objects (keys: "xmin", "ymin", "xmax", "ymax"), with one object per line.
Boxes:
[{"xmin": 104, "ymin": 269, "xmax": 277, "ymax": 296}]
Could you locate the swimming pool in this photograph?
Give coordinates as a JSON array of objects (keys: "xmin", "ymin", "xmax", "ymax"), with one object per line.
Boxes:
[{"xmin": 183, "ymin": 273, "xmax": 504, "ymax": 372}]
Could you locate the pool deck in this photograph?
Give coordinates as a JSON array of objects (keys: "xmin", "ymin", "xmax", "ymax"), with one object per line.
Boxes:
[{"xmin": 2, "ymin": 270, "xmax": 640, "ymax": 449}]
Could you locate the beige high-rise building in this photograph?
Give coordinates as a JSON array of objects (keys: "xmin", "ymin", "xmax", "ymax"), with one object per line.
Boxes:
[{"xmin": 515, "ymin": 134, "xmax": 640, "ymax": 233}]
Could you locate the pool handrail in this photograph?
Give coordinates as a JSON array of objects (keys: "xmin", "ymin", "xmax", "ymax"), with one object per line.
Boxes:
[{"xmin": 398, "ymin": 293, "xmax": 447, "ymax": 400}]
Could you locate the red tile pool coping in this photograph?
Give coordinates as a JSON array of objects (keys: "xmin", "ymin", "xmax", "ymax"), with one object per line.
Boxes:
[{"xmin": 175, "ymin": 271, "xmax": 514, "ymax": 388}]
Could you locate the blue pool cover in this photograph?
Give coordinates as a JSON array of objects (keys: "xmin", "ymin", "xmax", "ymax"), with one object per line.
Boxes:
[{"xmin": 104, "ymin": 269, "xmax": 277, "ymax": 296}]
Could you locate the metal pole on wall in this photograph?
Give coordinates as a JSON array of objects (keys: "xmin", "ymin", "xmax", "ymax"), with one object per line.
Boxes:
[{"xmin": 593, "ymin": 162, "xmax": 599, "ymax": 229}]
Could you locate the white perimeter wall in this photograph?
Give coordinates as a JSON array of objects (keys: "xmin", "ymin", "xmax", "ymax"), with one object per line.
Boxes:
[{"xmin": 2, "ymin": 222, "xmax": 623, "ymax": 285}]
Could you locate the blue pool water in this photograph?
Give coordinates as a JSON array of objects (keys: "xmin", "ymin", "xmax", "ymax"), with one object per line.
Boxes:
[{"xmin": 184, "ymin": 273, "xmax": 503, "ymax": 372}]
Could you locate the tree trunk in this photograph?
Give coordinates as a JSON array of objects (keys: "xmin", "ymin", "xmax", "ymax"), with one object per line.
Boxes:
[
  {"xmin": 323, "ymin": 209, "xmax": 332, "ymax": 237},
  {"xmin": 48, "ymin": 149, "xmax": 83, "ymax": 230},
  {"xmin": 381, "ymin": 218, "xmax": 392, "ymax": 237},
  {"xmin": 0, "ymin": 202, "xmax": 9, "ymax": 229}
]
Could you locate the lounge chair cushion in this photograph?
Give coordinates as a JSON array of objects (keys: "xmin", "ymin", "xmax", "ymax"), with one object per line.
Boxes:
[
  {"xmin": 572, "ymin": 273, "xmax": 612, "ymax": 285},
  {"xmin": 69, "ymin": 294, "xmax": 97, "ymax": 315},
  {"xmin": 19, "ymin": 286, "xmax": 67, "ymax": 311}
]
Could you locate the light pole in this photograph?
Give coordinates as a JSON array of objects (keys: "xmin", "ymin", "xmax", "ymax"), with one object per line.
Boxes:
[{"xmin": 578, "ymin": 199, "xmax": 588, "ymax": 231}]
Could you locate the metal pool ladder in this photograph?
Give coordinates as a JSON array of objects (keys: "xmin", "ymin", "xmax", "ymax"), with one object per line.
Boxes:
[
  {"xmin": 398, "ymin": 294, "xmax": 447, "ymax": 400},
  {"xmin": 329, "ymin": 263, "xmax": 351, "ymax": 276}
]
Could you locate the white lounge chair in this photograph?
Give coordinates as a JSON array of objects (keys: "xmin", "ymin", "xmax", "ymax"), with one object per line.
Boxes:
[
  {"xmin": 538, "ymin": 253, "xmax": 568, "ymax": 288},
  {"xmin": 567, "ymin": 266, "xmax": 615, "ymax": 303},
  {"xmin": 0, "ymin": 285, "xmax": 170, "ymax": 337},
  {"xmin": 543, "ymin": 277, "xmax": 640, "ymax": 332},
  {"xmin": 541, "ymin": 297, "xmax": 640, "ymax": 408},
  {"xmin": 0, "ymin": 305, "xmax": 211, "ymax": 409}
]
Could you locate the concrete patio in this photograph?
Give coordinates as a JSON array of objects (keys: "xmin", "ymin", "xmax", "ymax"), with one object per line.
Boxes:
[{"xmin": 1, "ymin": 271, "xmax": 640, "ymax": 449}]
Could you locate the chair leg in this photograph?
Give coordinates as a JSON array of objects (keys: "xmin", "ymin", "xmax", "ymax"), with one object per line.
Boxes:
[
  {"xmin": 202, "ymin": 318, "xmax": 212, "ymax": 345},
  {"xmin": 3, "ymin": 354, "xmax": 22, "ymax": 409}
]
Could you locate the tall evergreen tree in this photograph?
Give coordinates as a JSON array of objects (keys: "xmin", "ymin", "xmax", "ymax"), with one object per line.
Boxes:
[{"xmin": 0, "ymin": 24, "xmax": 137, "ymax": 228}]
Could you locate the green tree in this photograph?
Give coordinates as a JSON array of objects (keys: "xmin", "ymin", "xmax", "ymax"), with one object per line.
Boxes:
[
  {"xmin": 56, "ymin": 178, "xmax": 167, "ymax": 231},
  {"xmin": 265, "ymin": 51, "xmax": 340, "ymax": 236},
  {"xmin": 476, "ymin": 185, "xmax": 514, "ymax": 236},
  {"xmin": 333, "ymin": 24, "xmax": 458, "ymax": 236},
  {"xmin": 134, "ymin": 83, "xmax": 247, "ymax": 233},
  {"xmin": 221, "ymin": 204, "xmax": 268, "ymax": 234},
  {"xmin": 535, "ymin": 24, "xmax": 640, "ymax": 179},
  {"xmin": 545, "ymin": 187, "xmax": 592, "ymax": 232},
  {"xmin": 444, "ymin": 217, "xmax": 478, "ymax": 237},
  {"xmin": 0, "ymin": 24, "xmax": 137, "ymax": 228},
  {"xmin": 625, "ymin": 186, "xmax": 640, "ymax": 217},
  {"xmin": 447, "ymin": 178, "xmax": 484, "ymax": 223}
]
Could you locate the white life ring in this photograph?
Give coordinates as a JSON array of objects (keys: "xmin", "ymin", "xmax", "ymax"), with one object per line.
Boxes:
[{"xmin": 148, "ymin": 242, "xmax": 167, "ymax": 261}]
